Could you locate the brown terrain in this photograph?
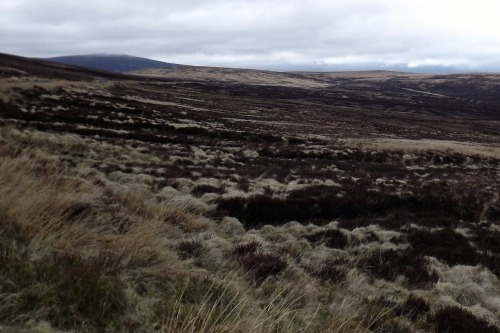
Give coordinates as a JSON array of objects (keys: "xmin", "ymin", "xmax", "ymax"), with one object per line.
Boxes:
[{"xmin": 1, "ymin": 52, "xmax": 500, "ymax": 332}]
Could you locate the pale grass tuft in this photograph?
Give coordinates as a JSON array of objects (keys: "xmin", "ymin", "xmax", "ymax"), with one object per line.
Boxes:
[
  {"xmin": 434, "ymin": 264, "xmax": 500, "ymax": 318},
  {"xmin": 219, "ymin": 217, "xmax": 246, "ymax": 236},
  {"xmin": 344, "ymin": 137, "xmax": 500, "ymax": 159}
]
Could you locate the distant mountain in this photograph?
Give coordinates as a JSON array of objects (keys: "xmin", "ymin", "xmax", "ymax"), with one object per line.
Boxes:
[{"xmin": 44, "ymin": 54, "xmax": 180, "ymax": 73}]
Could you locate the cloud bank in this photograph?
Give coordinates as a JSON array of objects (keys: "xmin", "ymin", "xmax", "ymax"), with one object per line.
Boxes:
[{"xmin": 2, "ymin": 0, "xmax": 500, "ymax": 71}]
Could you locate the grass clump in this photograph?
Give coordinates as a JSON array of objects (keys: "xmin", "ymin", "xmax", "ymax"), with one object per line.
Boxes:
[
  {"xmin": 0, "ymin": 251, "xmax": 125, "ymax": 330},
  {"xmin": 152, "ymin": 275, "xmax": 245, "ymax": 333}
]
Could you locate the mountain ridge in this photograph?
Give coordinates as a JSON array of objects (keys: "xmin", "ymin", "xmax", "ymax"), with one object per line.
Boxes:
[{"xmin": 44, "ymin": 54, "xmax": 181, "ymax": 73}]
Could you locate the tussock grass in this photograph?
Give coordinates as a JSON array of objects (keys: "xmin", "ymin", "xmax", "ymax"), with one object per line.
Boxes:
[
  {"xmin": 0, "ymin": 251, "xmax": 125, "ymax": 328},
  {"xmin": 0, "ymin": 128, "xmax": 382, "ymax": 332},
  {"xmin": 1, "ymin": 126, "xmax": 500, "ymax": 332}
]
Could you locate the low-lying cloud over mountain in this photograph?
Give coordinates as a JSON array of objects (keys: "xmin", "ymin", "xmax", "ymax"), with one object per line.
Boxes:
[
  {"xmin": 2, "ymin": 0, "xmax": 500, "ymax": 72},
  {"xmin": 45, "ymin": 54, "xmax": 180, "ymax": 73}
]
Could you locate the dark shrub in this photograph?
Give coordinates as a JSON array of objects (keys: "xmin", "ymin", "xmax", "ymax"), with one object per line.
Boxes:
[
  {"xmin": 217, "ymin": 184, "xmax": 483, "ymax": 229},
  {"xmin": 407, "ymin": 228, "xmax": 479, "ymax": 266},
  {"xmin": 191, "ymin": 184, "xmax": 224, "ymax": 198},
  {"xmin": 177, "ymin": 240, "xmax": 203, "ymax": 259},
  {"xmin": 288, "ymin": 137, "xmax": 305, "ymax": 144},
  {"xmin": 396, "ymin": 294, "xmax": 431, "ymax": 320},
  {"xmin": 338, "ymin": 216, "xmax": 378, "ymax": 230},
  {"xmin": 487, "ymin": 205, "xmax": 500, "ymax": 220},
  {"xmin": 472, "ymin": 228, "xmax": 500, "ymax": 254},
  {"xmin": 432, "ymin": 306, "xmax": 500, "ymax": 333},
  {"xmin": 364, "ymin": 249, "xmax": 438, "ymax": 288},
  {"xmin": 304, "ymin": 229, "xmax": 349, "ymax": 249},
  {"xmin": 217, "ymin": 185, "xmax": 370, "ymax": 228},
  {"xmin": 276, "ymin": 245, "xmax": 302, "ymax": 262},
  {"xmin": 258, "ymin": 148, "xmax": 305, "ymax": 159},
  {"xmin": 481, "ymin": 254, "xmax": 500, "ymax": 277},
  {"xmin": 258, "ymin": 133, "xmax": 282, "ymax": 143},
  {"xmin": 309, "ymin": 258, "xmax": 346, "ymax": 283},
  {"xmin": 236, "ymin": 177, "xmax": 250, "ymax": 191},
  {"xmin": 175, "ymin": 126, "xmax": 209, "ymax": 135},
  {"xmin": 233, "ymin": 240, "xmax": 260, "ymax": 258},
  {"xmin": 233, "ymin": 241, "xmax": 287, "ymax": 287}
]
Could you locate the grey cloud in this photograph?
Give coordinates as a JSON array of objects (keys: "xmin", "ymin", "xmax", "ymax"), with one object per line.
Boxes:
[{"xmin": 1, "ymin": 0, "xmax": 500, "ymax": 72}]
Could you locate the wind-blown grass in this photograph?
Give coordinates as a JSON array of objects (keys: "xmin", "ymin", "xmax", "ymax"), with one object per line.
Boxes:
[{"xmin": 1, "ymin": 126, "xmax": 499, "ymax": 332}]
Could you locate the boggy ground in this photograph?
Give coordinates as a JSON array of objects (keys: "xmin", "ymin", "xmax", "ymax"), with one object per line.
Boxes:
[{"xmin": 1, "ymin": 53, "xmax": 500, "ymax": 332}]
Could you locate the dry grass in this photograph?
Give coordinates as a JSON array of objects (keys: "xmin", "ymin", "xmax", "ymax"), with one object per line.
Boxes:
[
  {"xmin": 1, "ymin": 125, "xmax": 500, "ymax": 332},
  {"xmin": 346, "ymin": 138, "xmax": 500, "ymax": 159},
  {"xmin": 3, "ymin": 54, "xmax": 500, "ymax": 332},
  {"xmin": 132, "ymin": 67, "xmax": 329, "ymax": 88},
  {"xmin": 0, "ymin": 127, "xmax": 396, "ymax": 333}
]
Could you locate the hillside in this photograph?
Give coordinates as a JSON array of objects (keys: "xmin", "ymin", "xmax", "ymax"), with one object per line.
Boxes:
[
  {"xmin": 45, "ymin": 54, "xmax": 180, "ymax": 73},
  {"xmin": 1, "ymin": 53, "xmax": 500, "ymax": 333}
]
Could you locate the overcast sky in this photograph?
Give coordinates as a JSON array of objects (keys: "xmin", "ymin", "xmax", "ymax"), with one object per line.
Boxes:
[{"xmin": 2, "ymin": 0, "xmax": 500, "ymax": 72}]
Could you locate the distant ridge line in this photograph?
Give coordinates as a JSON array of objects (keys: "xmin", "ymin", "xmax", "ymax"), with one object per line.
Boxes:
[{"xmin": 44, "ymin": 54, "xmax": 181, "ymax": 73}]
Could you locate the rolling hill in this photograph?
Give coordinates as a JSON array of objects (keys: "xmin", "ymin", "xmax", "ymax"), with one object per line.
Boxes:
[{"xmin": 44, "ymin": 54, "xmax": 181, "ymax": 72}]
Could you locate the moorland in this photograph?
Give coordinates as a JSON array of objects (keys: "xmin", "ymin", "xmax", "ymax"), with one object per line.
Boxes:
[{"xmin": 1, "ymin": 53, "xmax": 500, "ymax": 332}]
